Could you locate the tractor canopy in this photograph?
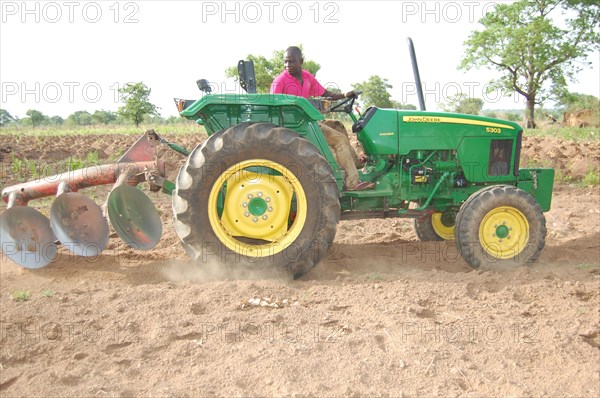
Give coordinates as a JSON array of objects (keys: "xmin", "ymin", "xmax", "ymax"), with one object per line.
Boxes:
[{"xmin": 178, "ymin": 93, "xmax": 325, "ymax": 135}]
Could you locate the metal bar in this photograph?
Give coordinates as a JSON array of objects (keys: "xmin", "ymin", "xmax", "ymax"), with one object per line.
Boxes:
[
  {"xmin": 157, "ymin": 138, "xmax": 190, "ymax": 156},
  {"xmin": 341, "ymin": 208, "xmax": 428, "ymax": 220},
  {"xmin": 2, "ymin": 161, "xmax": 161, "ymax": 207},
  {"xmin": 412, "ymin": 172, "xmax": 450, "ymax": 211}
]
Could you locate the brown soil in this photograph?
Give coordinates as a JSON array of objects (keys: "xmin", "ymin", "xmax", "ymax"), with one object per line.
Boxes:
[{"xmin": 0, "ymin": 133, "xmax": 599, "ymax": 397}]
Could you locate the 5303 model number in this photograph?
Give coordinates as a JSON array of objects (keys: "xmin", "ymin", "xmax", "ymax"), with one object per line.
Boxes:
[{"xmin": 486, "ymin": 127, "xmax": 502, "ymax": 134}]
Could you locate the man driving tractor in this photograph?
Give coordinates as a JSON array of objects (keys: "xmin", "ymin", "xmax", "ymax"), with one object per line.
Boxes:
[{"xmin": 270, "ymin": 46, "xmax": 372, "ymax": 191}]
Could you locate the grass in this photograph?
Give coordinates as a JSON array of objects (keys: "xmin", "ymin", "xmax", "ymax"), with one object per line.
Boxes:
[
  {"xmin": 11, "ymin": 290, "xmax": 31, "ymax": 302},
  {"xmin": 554, "ymin": 168, "xmax": 600, "ymax": 187},
  {"xmin": 582, "ymin": 169, "xmax": 600, "ymax": 186},
  {"xmin": 577, "ymin": 263, "xmax": 600, "ymax": 271},
  {"xmin": 10, "ymin": 154, "xmax": 22, "ymax": 177},
  {"xmin": 522, "ymin": 158, "xmax": 553, "ymax": 169},
  {"xmin": 524, "ymin": 126, "xmax": 599, "ymax": 142},
  {"xmin": 553, "ymin": 169, "xmax": 599, "ymax": 187},
  {"xmin": 8, "ymin": 153, "xmax": 99, "ymax": 183},
  {"xmin": 86, "ymin": 150, "xmax": 100, "ymax": 165},
  {"xmin": 555, "ymin": 169, "xmax": 575, "ymax": 184},
  {"xmin": 366, "ymin": 272, "xmax": 385, "ymax": 281},
  {"xmin": 300, "ymin": 289, "xmax": 314, "ymax": 302},
  {"xmin": 0, "ymin": 122, "xmax": 205, "ymax": 137},
  {"xmin": 9, "ymin": 289, "xmax": 56, "ymax": 301}
]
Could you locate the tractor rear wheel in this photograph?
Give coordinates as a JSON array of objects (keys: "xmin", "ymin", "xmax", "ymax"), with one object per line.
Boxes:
[
  {"xmin": 413, "ymin": 211, "xmax": 455, "ymax": 241},
  {"xmin": 172, "ymin": 123, "xmax": 340, "ymax": 279},
  {"xmin": 455, "ymin": 185, "xmax": 546, "ymax": 269}
]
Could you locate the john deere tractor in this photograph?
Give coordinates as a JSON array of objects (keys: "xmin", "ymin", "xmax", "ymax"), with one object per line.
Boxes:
[{"xmin": 0, "ymin": 39, "xmax": 554, "ymax": 277}]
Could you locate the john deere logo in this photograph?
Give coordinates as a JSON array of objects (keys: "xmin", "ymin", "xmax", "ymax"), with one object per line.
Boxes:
[{"xmin": 404, "ymin": 116, "xmax": 441, "ymax": 123}]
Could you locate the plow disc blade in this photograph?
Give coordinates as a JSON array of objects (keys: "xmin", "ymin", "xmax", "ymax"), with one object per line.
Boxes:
[
  {"xmin": 0, "ymin": 207, "xmax": 57, "ymax": 268},
  {"xmin": 50, "ymin": 192, "xmax": 109, "ymax": 257},
  {"xmin": 107, "ymin": 185, "xmax": 162, "ymax": 250}
]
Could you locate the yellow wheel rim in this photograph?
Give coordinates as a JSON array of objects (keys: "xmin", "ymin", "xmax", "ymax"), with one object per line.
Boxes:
[
  {"xmin": 207, "ymin": 159, "xmax": 307, "ymax": 258},
  {"xmin": 431, "ymin": 212, "xmax": 455, "ymax": 240},
  {"xmin": 478, "ymin": 206, "xmax": 529, "ymax": 259}
]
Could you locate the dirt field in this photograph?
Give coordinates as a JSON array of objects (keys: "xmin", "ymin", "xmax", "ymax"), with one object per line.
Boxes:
[{"xmin": 0, "ymin": 132, "xmax": 599, "ymax": 397}]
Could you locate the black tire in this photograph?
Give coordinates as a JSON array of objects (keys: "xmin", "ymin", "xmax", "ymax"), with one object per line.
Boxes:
[
  {"xmin": 413, "ymin": 211, "xmax": 456, "ymax": 241},
  {"xmin": 172, "ymin": 122, "xmax": 340, "ymax": 279},
  {"xmin": 455, "ymin": 185, "xmax": 546, "ymax": 269}
]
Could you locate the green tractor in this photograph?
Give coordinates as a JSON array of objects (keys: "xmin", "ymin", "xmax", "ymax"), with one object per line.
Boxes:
[{"xmin": 0, "ymin": 40, "xmax": 554, "ymax": 277}]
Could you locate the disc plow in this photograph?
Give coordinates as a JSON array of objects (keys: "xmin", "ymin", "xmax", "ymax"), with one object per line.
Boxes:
[{"xmin": 1, "ymin": 131, "xmax": 170, "ymax": 268}]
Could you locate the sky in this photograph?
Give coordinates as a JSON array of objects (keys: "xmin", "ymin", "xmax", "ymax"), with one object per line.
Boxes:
[{"xmin": 1, "ymin": 0, "xmax": 599, "ymax": 119}]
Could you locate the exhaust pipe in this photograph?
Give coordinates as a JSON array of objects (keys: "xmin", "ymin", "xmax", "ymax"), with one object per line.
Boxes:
[{"xmin": 407, "ymin": 37, "xmax": 426, "ymax": 111}]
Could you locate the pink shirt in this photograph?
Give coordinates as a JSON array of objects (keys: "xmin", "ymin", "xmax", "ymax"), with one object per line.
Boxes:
[{"xmin": 270, "ymin": 70, "xmax": 326, "ymax": 98}]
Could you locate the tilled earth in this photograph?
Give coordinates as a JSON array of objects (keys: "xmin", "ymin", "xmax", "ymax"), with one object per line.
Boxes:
[{"xmin": 0, "ymin": 131, "xmax": 599, "ymax": 397}]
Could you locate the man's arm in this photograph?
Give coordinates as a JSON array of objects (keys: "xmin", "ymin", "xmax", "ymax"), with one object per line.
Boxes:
[
  {"xmin": 305, "ymin": 71, "xmax": 358, "ymax": 99},
  {"xmin": 322, "ymin": 89, "xmax": 358, "ymax": 100}
]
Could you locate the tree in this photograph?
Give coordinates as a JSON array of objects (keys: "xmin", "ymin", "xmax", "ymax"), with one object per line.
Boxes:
[
  {"xmin": 118, "ymin": 82, "xmax": 160, "ymax": 127},
  {"xmin": 441, "ymin": 93, "xmax": 484, "ymax": 115},
  {"xmin": 458, "ymin": 98, "xmax": 484, "ymax": 115},
  {"xmin": 0, "ymin": 109, "xmax": 15, "ymax": 126},
  {"xmin": 352, "ymin": 75, "xmax": 399, "ymax": 109},
  {"xmin": 48, "ymin": 116, "xmax": 64, "ymax": 125},
  {"xmin": 66, "ymin": 111, "xmax": 93, "ymax": 126},
  {"xmin": 164, "ymin": 115, "xmax": 186, "ymax": 124},
  {"xmin": 396, "ymin": 103, "xmax": 417, "ymax": 110},
  {"xmin": 558, "ymin": 92, "xmax": 600, "ymax": 113},
  {"xmin": 504, "ymin": 112, "xmax": 524, "ymax": 122},
  {"xmin": 225, "ymin": 46, "xmax": 320, "ymax": 93},
  {"xmin": 460, "ymin": 0, "xmax": 600, "ymax": 128},
  {"xmin": 25, "ymin": 109, "xmax": 48, "ymax": 127},
  {"xmin": 92, "ymin": 110, "xmax": 117, "ymax": 125}
]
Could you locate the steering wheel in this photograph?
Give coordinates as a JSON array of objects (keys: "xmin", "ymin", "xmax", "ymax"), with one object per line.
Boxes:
[{"xmin": 328, "ymin": 91, "xmax": 362, "ymax": 113}]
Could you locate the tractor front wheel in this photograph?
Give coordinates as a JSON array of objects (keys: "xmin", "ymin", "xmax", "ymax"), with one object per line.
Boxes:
[
  {"xmin": 172, "ymin": 123, "xmax": 340, "ymax": 278},
  {"xmin": 413, "ymin": 211, "xmax": 456, "ymax": 241},
  {"xmin": 454, "ymin": 185, "xmax": 546, "ymax": 269}
]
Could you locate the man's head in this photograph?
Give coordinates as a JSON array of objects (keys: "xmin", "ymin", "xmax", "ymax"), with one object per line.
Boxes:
[{"xmin": 284, "ymin": 46, "xmax": 303, "ymax": 77}]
